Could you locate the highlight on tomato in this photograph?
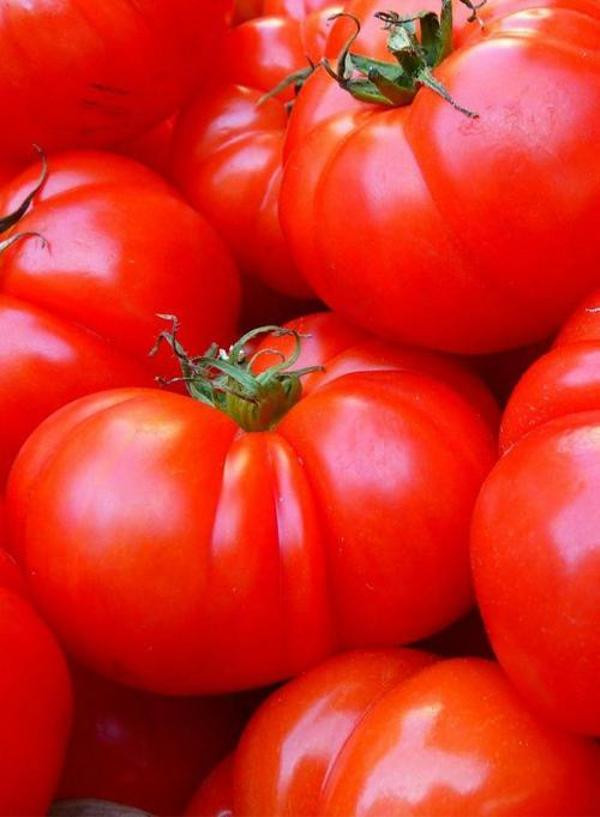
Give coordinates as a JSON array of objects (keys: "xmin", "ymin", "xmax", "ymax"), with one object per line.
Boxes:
[
  {"xmin": 6, "ymin": 314, "xmax": 496, "ymax": 694},
  {"xmin": 0, "ymin": 0, "xmax": 232, "ymax": 168},
  {"xmin": 0, "ymin": 150, "xmax": 240, "ymax": 487},
  {"xmin": 58, "ymin": 667, "xmax": 258, "ymax": 816},
  {"xmin": 188, "ymin": 652, "xmax": 600, "ymax": 816},
  {"xmin": 279, "ymin": 0, "xmax": 600, "ymax": 354},
  {"xmin": 0, "ymin": 549, "xmax": 73, "ymax": 816},
  {"xmin": 170, "ymin": 5, "xmax": 340, "ymax": 298}
]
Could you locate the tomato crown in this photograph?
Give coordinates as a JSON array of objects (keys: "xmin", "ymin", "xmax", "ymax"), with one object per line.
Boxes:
[
  {"xmin": 321, "ymin": 0, "xmax": 483, "ymax": 117},
  {"xmin": 151, "ymin": 317, "xmax": 322, "ymax": 431}
]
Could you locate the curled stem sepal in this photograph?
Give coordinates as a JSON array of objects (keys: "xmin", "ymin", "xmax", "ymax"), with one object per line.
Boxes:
[{"xmin": 150, "ymin": 315, "xmax": 323, "ymax": 432}]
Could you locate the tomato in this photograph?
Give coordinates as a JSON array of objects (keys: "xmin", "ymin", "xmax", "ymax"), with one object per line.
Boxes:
[
  {"xmin": 171, "ymin": 7, "xmax": 339, "ymax": 297},
  {"xmin": 6, "ymin": 313, "xmax": 496, "ymax": 694},
  {"xmin": 0, "ymin": 0, "xmax": 232, "ymax": 167},
  {"xmin": 0, "ymin": 151, "xmax": 239, "ymax": 487},
  {"xmin": 279, "ymin": 0, "xmax": 600, "ymax": 353},
  {"xmin": 234, "ymin": 0, "xmax": 335, "ymax": 19},
  {"xmin": 116, "ymin": 117, "xmax": 177, "ymax": 177},
  {"xmin": 0, "ymin": 550, "xmax": 72, "ymax": 816},
  {"xmin": 473, "ymin": 410, "xmax": 600, "ymax": 736},
  {"xmin": 202, "ymin": 653, "xmax": 600, "ymax": 816},
  {"xmin": 501, "ymin": 289, "xmax": 600, "ymax": 450},
  {"xmin": 58, "ymin": 667, "xmax": 256, "ymax": 816}
]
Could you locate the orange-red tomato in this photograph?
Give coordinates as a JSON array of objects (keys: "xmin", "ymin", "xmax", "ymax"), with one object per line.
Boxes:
[
  {"xmin": 0, "ymin": 151, "xmax": 240, "ymax": 486},
  {"xmin": 171, "ymin": 8, "xmax": 339, "ymax": 297},
  {"xmin": 234, "ymin": 0, "xmax": 334, "ymax": 20},
  {"xmin": 473, "ymin": 409, "xmax": 600, "ymax": 736},
  {"xmin": 280, "ymin": 0, "xmax": 600, "ymax": 353},
  {"xmin": 0, "ymin": 550, "xmax": 72, "ymax": 816},
  {"xmin": 0, "ymin": 0, "xmax": 232, "ymax": 166},
  {"xmin": 191, "ymin": 653, "xmax": 600, "ymax": 816},
  {"xmin": 6, "ymin": 314, "xmax": 496, "ymax": 694}
]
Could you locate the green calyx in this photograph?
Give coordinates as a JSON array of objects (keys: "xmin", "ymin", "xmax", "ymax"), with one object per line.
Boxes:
[
  {"xmin": 0, "ymin": 145, "xmax": 48, "ymax": 254},
  {"xmin": 322, "ymin": 0, "xmax": 485, "ymax": 118},
  {"xmin": 151, "ymin": 316, "xmax": 322, "ymax": 432}
]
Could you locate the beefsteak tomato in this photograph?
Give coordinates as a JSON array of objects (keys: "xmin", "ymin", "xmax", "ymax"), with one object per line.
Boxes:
[
  {"xmin": 189, "ymin": 653, "xmax": 600, "ymax": 816},
  {"xmin": 0, "ymin": 151, "xmax": 239, "ymax": 486},
  {"xmin": 0, "ymin": 549, "xmax": 72, "ymax": 816},
  {"xmin": 280, "ymin": 0, "xmax": 600, "ymax": 353},
  {"xmin": 6, "ymin": 314, "xmax": 496, "ymax": 693},
  {"xmin": 0, "ymin": 0, "xmax": 232, "ymax": 167}
]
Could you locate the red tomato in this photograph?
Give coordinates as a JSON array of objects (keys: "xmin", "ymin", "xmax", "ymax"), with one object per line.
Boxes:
[
  {"xmin": 0, "ymin": 552, "xmax": 73, "ymax": 816},
  {"xmin": 58, "ymin": 667, "xmax": 257, "ymax": 816},
  {"xmin": 6, "ymin": 314, "xmax": 496, "ymax": 694},
  {"xmin": 0, "ymin": 0, "xmax": 232, "ymax": 166},
  {"xmin": 234, "ymin": 0, "xmax": 335, "ymax": 19},
  {"xmin": 280, "ymin": 0, "xmax": 600, "ymax": 353},
  {"xmin": 501, "ymin": 289, "xmax": 600, "ymax": 450},
  {"xmin": 170, "ymin": 7, "xmax": 339, "ymax": 298},
  {"xmin": 116, "ymin": 117, "xmax": 177, "ymax": 177},
  {"xmin": 472, "ymin": 411, "xmax": 600, "ymax": 736},
  {"xmin": 0, "ymin": 151, "xmax": 239, "ymax": 487},
  {"xmin": 206, "ymin": 653, "xmax": 600, "ymax": 816}
]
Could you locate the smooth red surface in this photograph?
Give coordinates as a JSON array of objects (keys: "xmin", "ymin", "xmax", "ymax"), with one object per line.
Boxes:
[
  {"xmin": 203, "ymin": 654, "xmax": 600, "ymax": 816},
  {"xmin": 473, "ymin": 412, "xmax": 600, "ymax": 735},
  {"xmin": 0, "ymin": 151, "xmax": 240, "ymax": 487},
  {"xmin": 171, "ymin": 8, "xmax": 338, "ymax": 297},
  {"xmin": 0, "ymin": 0, "xmax": 231, "ymax": 166},
  {"xmin": 501, "ymin": 289, "xmax": 600, "ymax": 449},
  {"xmin": 186, "ymin": 755, "xmax": 235, "ymax": 817},
  {"xmin": 0, "ymin": 556, "xmax": 72, "ymax": 816},
  {"xmin": 6, "ymin": 316, "xmax": 496, "ymax": 694},
  {"xmin": 58, "ymin": 667, "xmax": 255, "ymax": 816},
  {"xmin": 234, "ymin": 0, "xmax": 334, "ymax": 19},
  {"xmin": 280, "ymin": 0, "xmax": 600, "ymax": 353}
]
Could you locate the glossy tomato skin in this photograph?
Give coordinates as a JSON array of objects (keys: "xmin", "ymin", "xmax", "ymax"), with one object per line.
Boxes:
[
  {"xmin": 58, "ymin": 667, "xmax": 256, "ymax": 816},
  {"xmin": 0, "ymin": 555, "xmax": 73, "ymax": 816},
  {"xmin": 280, "ymin": 0, "xmax": 600, "ymax": 353},
  {"xmin": 171, "ymin": 8, "xmax": 337, "ymax": 298},
  {"xmin": 0, "ymin": 151, "xmax": 240, "ymax": 486},
  {"xmin": 6, "ymin": 316, "xmax": 496, "ymax": 694},
  {"xmin": 320, "ymin": 659, "xmax": 600, "ymax": 816},
  {"xmin": 234, "ymin": 0, "xmax": 335, "ymax": 19},
  {"xmin": 501, "ymin": 289, "xmax": 600, "ymax": 450},
  {"xmin": 472, "ymin": 412, "xmax": 600, "ymax": 736},
  {"xmin": 0, "ymin": 0, "xmax": 231, "ymax": 166},
  {"xmin": 232, "ymin": 649, "xmax": 434, "ymax": 817},
  {"xmin": 186, "ymin": 755, "xmax": 235, "ymax": 817}
]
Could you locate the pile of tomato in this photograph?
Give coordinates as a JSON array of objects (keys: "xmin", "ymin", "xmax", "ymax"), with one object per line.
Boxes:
[{"xmin": 1, "ymin": 0, "xmax": 600, "ymax": 815}]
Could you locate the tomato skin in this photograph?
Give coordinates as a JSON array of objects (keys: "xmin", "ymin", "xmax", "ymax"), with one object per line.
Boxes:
[
  {"xmin": 232, "ymin": 649, "xmax": 434, "ymax": 817},
  {"xmin": 58, "ymin": 667, "xmax": 255, "ymax": 816},
  {"xmin": 0, "ymin": 151, "xmax": 240, "ymax": 487},
  {"xmin": 171, "ymin": 9, "xmax": 337, "ymax": 298},
  {"xmin": 0, "ymin": 0, "xmax": 231, "ymax": 166},
  {"xmin": 234, "ymin": 0, "xmax": 334, "ymax": 19},
  {"xmin": 472, "ymin": 412, "xmax": 600, "ymax": 736},
  {"xmin": 320, "ymin": 659, "xmax": 600, "ymax": 816},
  {"xmin": 280, "ymin": 0, "xmax": 600, "ymax": 354},
  {"xmin": 6, "ymin": 316, "xmax": 496, "ymax": 694},
  {"xmin": 501, "ymin": 289, "xmax": 600, "ymax": 450},
  {"xmin": 0, "ymin": 559, "xmax": 73, "ymax": 816}
]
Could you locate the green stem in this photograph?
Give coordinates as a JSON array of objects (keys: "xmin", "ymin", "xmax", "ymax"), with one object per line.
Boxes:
[
  {"xmin": 150, "ymin": 316, "xmax": 322, "ymax": 432},
  {"xmin": 0, "ymin": 146, "xmax": 47, "ymax": 235}
]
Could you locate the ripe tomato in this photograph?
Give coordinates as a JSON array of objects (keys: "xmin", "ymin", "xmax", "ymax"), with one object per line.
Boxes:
[
  {"xmin": 0, "ymin": 151, "xmax": 239, "ymax": 486},
  {"xmin": 0, "ymin": 0, "xmax": 232, "ymax": 167},
  {"xmin": 200, "ymin": 653, "xmax": 600, "ymax": 816},
  {"xmin": 0, "ymin": 551, "xmax": 73, "ymax": 816},
  {"xmin": 472, "ymin": 410, "xmax": 600, "ymax": 736},
  {"xmin": 234, "ymin": 0, "xmax": 335, "ymax": 20},
  {"xmin": 501, "ymin": 289, "xmax": 600, "ymax": 450},
  {"xmin": 171, "ymin": 7, "xmax": 339, "ymax": 298},
  {"xmin": 58, "ymin": 667, "xmax": 257, "ymax": 816},
  {"xmin": 280, "ymin": 0, "xmax": 600, "ymax": 353},
  {"xmin": 186, "ymin": 756, "xmax": 235, "ymax": 817},
  {"xmin": 6, "ymin": 314, "xmax": 496, "ymax": 694}
]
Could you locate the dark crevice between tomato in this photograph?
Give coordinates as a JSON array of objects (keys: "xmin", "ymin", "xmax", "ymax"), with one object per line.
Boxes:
[
  {"xmin": 151, "ymin": 315, "xmax": 322, "ymax": 431},
  {"xmin": 0, "ymin": 145, "xmax": 49, "ymax": 254},
  {"xmin": 321, "ymin": 0, "xmax": 485, "ymax": 117}
]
